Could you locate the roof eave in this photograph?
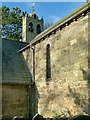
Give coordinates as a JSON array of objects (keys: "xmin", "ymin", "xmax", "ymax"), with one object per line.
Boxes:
[{"xmin": 1, "ymin": 81, "xmax": 31, "ymax": 85}]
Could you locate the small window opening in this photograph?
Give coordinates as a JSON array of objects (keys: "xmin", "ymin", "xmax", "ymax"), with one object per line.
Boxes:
[
  {"xmin": 29, "ymin": 22, "xmax": 34, "ymax": 32},
  {"xmin": 34, "ymin": 14, "xmax": 36, "ymax": 19},
  {"xmin": 37, "ymin": 24, "xmax": 41, "ymax": 34}
]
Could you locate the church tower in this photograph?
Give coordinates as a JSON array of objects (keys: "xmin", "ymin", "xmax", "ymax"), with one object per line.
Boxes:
[{"xmin": 22, "ymin": 7, "xmax": 44, "ymax": 43}]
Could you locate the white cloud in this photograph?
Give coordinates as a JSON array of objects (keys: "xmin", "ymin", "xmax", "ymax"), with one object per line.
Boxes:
[
  {"xmin": 50, "ymin": 16, "xmax": 61, "ymax": 23},
  {"xmin": 44, "ymin": 16, "xmax": 61, "ymax": 28},
  {"xmin": 46, "ymin": 16, "xmax": 61, "ymax": 24}
]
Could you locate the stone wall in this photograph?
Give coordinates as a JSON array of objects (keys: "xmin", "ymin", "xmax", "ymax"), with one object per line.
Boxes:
[
  {"xmin": 22, "ymin": 14, "xmax": 89, "ymax": 118},
  {"xmin": 2, "ymin": 84, "xmax": 29, "ymax": 119}
]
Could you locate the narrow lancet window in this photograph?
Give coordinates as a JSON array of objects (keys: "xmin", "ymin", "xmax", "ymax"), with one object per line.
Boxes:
[
  {"xmin": 37, "ymin": 24, "xmax": 41, "ymax": 34},
  {"xmin": 29, "ymin": 22, "xmax": 34, "ymax": 32},
  {"xmin": 46, "ymin": 44, "xmax": 51, "ymax": 80}
]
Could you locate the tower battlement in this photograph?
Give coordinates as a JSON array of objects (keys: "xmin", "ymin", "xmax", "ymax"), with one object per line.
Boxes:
[{"xmin": 22, "ymin": 11, "xmax": 44, "ymax": 43}]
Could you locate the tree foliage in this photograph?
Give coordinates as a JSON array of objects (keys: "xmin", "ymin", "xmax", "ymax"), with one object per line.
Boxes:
[
  {"xmin": 1, "ymin": 5, "xmax": 54, "ymax": 41},
  {"xmin": 1, "ymin": 6, "xmax": 22, "ymax": 41}
]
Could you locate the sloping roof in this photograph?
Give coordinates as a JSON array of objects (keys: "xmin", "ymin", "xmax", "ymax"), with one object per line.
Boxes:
[
  {"xmin": 19, "ymin": 1, "xmax": 90, "ymax": 52},
  {"xmin": 2, "ymin": 39, "xmax": 32, "ymax": 84}
]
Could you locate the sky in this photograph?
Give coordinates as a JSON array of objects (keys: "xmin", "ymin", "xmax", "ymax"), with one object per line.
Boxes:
[{"xmin": 2, "ymin": 2, "xmax": 85, "ymax": 24}]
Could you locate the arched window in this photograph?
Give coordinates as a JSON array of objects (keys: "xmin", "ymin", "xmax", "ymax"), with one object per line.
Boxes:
[
  {"xmin": 46, "ymin": 44, "xmax": 51, "ymax": 80},
  {"xmin": 37, "ymin": 24, "xmax": 41, "ymax": 34},
  {"xmin": 29, "ymin": 22, "xmax": 34, "ymax": 32},
  {"xmin": 34, "ymin": 14, "xmax": 36, "ymax": 19}
]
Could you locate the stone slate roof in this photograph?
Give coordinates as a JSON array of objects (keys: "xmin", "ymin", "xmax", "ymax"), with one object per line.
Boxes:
[
  {"xmin": 19, "ymin": 1, "xmax": 90, "ymax": 52},
  {"xmin": 2, "ymin": 39, "xmax": 31, "ymax": 84}
]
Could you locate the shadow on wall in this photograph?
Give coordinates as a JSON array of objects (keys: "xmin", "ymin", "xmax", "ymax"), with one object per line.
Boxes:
[
  {"xmin": 22, "ymin": 48, "xmax": 39, "ymax": 119},
  {"xmin": 88, "ymin": 55, "xmax": 90, "ymax": 114},
  {"xmin": 88, "ymin": 11, "xmax": 90, "ymax": 115},
  {"xmin": 20, "ymin": 53, "xmax": 32, "ymax": 81},
  {"xmin": 29, "ymin": 83, "xmax": 39, "ymax": 120},
  {"xmin": 80, "ymin": 55, "xmax": 90, "ymax": 115},
  {"xmin": 20, "ymin": 52, "xmax": 39, "ymax": 120}
]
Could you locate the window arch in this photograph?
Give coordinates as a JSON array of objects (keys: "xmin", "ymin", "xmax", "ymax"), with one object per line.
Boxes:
[
  {"xmin": 29, "ymin": 22, "xmax": 34, "ymax": 32},
  {"xmin": 34, "ymin": 14, "xmax": 36, "ymax": 19},
  {"xmin": 37, "ymin": 24, "xmax": 41, "ymax": 34},
  {"xmin": 46, "ymin": 44, "xmax": 51, "ymax": 80}
]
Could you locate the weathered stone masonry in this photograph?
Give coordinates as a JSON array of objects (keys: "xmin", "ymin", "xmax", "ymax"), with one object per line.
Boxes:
[
  {"xmin": 20, "ymin": 2, "xmax": 90, "ymax": 118},
  {"xmin": 1, "ymin": 40, "xmax": 31, "ymax": 119},
  {"xmin": 2, "ymin": 84, "xmax": 29, "ymax": 119}
]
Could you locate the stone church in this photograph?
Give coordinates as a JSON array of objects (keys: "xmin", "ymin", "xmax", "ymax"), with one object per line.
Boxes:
[{"xmin": 1, "ymin": 1, "xmax": 90, "ymax": 120}]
